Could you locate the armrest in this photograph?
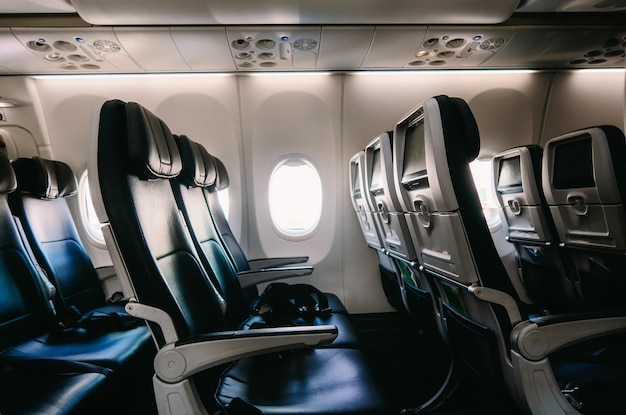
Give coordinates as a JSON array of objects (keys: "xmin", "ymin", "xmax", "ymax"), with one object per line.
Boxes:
[
  {"xmin": 511, "ymin": 312, "xmax": 626, "ymax": 415},
  {"xmin": 512, "ymin": 311, "xmax": 626, "ymax": 361},
  {"xmin": 247, "ymin": 256, "xmax": 309, "ymax": 271},
  {"xmin": 154, "ymin": 325, "xmax": 338, "ymax": 383},
  {"xmin": 237, "ymin": 266, "xmax": 314, "ymax": 288}
]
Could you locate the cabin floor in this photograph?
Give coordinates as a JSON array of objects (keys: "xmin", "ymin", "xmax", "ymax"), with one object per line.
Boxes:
[{"xmin": 351, "ymin": 312, "xmax": 526, "ymax": 415}]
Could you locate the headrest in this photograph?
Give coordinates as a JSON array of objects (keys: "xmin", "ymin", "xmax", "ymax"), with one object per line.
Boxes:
[
  {"xmin": 212, "ymin": 156, "xmax": 230, "ymax": 191},
  {"xmin": 0, "ymin": 153, "xmax": 17, "ymax": 194},
  {"xmin": 126, "ymin": 102, "xmax": 182, "ymax": 180},
  {"xmin": 434, "ymin": 95, "xmax": 480, "ymax": 162},
  {"xmin": 12, "ymin": 157, "xmax": 77, "ymax": 199},
  {"xmin": 175, "ymin": 135, "xmax": 217, "ymax": 188}
]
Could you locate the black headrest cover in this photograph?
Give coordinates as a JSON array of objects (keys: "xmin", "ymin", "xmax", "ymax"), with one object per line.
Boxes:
[
  {"xmin": 126, "ymin": 102, "xmax": 182, "ymax": 180},
  {"xmin": 12, "ymin": 157, "xmax": 77, "ymax": 199},
  {"xmin": 0, "ymin": 153, "xmax": 17, "ymax": 194},
  {"xmin": 175, "ymin": 135, "xmax": 217, "ymax": 188},
  {"xmin": 212, "ymin": 156, "xmax": 230, "ymax": 191},
  {"xmin": 435, "ymin": 95, "xmax": 480, "ymax": 162}
]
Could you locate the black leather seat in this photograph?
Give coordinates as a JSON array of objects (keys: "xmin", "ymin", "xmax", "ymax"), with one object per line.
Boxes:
[
  {"xmin": 0, "ymin": 366, "xmax": 111, "ymax": 415},
  {"xmin": 89, "ymin": 99, "xmax": 388, "ymax": 414},
  {"xmin": 9, "ymin": 156, "xmax": 151, "ymax": 325},
  {"xmin": 171, "ymin": 134, "xmax": 359, "ymax": 346},
  {"xmin": 0, "ymin": 147, "xmax": 123, "ymax": 415},
  {"xmin": 0, "ymin": 154, "xmax": 156, "ymax": 413}
]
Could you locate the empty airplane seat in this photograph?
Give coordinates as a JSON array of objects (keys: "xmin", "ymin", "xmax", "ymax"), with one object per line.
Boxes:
[
  {"xmin": 0, "ymin": 146, "xmax": 154, "ymax": 414},
  {"xmin": 208, "ymin": 152, "xmax": 348, "ymax": 315},
  {"xmin": 171, "ymin": 134, "xmax": 358, "ymax": 346},
  {"xmin": 363, "ymin": 131, "xmax": 421, "ymax": 314},
  {"xmin": 542, "ymin": 125, "xmax": 626, "ymax": 311},
  {"xmin": 349, "ymin": 149, "xmax": 406, "ymax": 313},
  {"xmin": 0, "ymin": 366, "xmax": 111, "ymax": 415},
  {"xmin": 392, "ymin": 104, "xmax": 469, "ymax": 337},
  {"xmin": 89, "ymin": 99, "xmax": 388, "ymax": 414},
  {"xmin": 397, "ymin": 95, "xmax": 532, "ymax": 402},
  {"xmin": 349, "ymin": 150, "xmax": 386, "ymax": 252},
  {"xmin": 492, "ymin": 145, "xmax": 581, "ymax": 313},
  {"xmin": 408, "ymin": 97, "xmax": 626, "ymax": 415},
  {"xmin": 8, "ymin": 156, "xmax": 149, "ymax": 327}
]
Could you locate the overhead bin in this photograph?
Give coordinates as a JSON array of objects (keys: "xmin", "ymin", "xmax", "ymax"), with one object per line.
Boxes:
[{"xmin": 69, "ymin": 0, "xmax": 521, "ymax": 25}]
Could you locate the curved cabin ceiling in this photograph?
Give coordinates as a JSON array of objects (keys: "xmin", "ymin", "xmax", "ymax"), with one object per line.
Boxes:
[{"xmin": 0, "ymin": 0, "xmax": 624, "ymax": 74}]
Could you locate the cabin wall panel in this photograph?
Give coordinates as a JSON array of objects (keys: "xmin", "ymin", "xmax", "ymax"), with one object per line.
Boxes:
[
  {"xmin": 541, "ymin": 70, "xmax": 625, "ymax": 142},
  {"xmin": 237, "ymin": 74, "xmax": 348, "ymax": 306}
]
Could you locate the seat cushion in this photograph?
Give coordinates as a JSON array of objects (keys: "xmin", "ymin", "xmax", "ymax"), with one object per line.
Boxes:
[
  {"xmin": 1, "ymin": 325, "xmax": 154, "ymax": 372},
  {"xmin": 0, "ymin": 370, "xmax": 110, "ymax": 415},
  {"xmin": 215, "ymin": 348, "xmax": 388, "ymax": 414}
]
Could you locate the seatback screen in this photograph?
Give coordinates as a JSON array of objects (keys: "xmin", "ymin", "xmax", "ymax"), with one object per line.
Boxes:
[
  {"xmin": 497, "ymin": 156, "xmax": 522, "ymax": 193},
  {"xmin": 401, "ymin": 119, "xmax": 426, "ymax": 183},
  {"xmin": 370, "ymin": 148, "xmax": 382, "ymax": 191},
  {"xmin": 553, "ymin": 135, "xmax": 595, "ymax": 189}
]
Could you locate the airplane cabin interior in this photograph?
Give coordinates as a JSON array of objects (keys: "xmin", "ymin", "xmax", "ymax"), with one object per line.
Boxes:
[{"xmin": 0, "ymin": 1, "xmax": 626, "ymax": 414}]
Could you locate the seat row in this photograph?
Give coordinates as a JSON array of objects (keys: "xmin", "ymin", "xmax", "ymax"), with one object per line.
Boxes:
[
  {"xmin": 349, "ymin": 95, "xmax": 626, "ymax": 415},
  {"xmin": 87, "ymin": 99, "xmax": 389, "ymax": 414},
  {"xmin": 0, "ymin": 144, "xmax": 156, "ymax": 414}
]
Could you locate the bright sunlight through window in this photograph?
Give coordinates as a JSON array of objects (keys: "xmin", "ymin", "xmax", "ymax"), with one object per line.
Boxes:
[
  {"xmin": 470, "ymin": 159, "xmax": 501, "ymax": 227},
  {"xmin": 269, "ymin": 157, "xmax": 322, "ymax": 238},
  {"xmin": 217, "ymin": 188, "xmax": 230, "ymax": 220},
  {"xmin": 78, "ymin": 172, "xmax": 105, "ymax": 246}
]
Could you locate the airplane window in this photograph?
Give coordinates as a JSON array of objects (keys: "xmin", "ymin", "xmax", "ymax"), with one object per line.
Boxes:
[
  {"xmin": 469, "ymin": 159, "xmax": 501, "ymax": 228},
  {"xmin": 77, "ymin": 171, "xmax": 106, "ymax": 247},
  {"xmin": 268, "ymin": 157, "xmax": 322, "ymax": 238}
]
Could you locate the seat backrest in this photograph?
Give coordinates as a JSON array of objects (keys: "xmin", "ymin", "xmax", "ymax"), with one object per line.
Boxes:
[
  {"xmin": 542, "ymin": 125, "xmax": 626, "ymax": 310},
  {"xmin": 90, "ymin": 99, "xmax": 229, "ymax": 346},
  {"xmin": 349, "ymin": 150, "xmax": 386, "ymax": 252},
  {"xmin": 395, "ymin": 95, "xmax": 526, "ymax": 394},
  {"xmin": 204, "ymin": 155, "xmax": 250, "ymax": 273},
  {"xmin": 363, "ymin": 131, "xmax": 430, "ymax": 314},
  {"xmin": 172, "ymin": 134, "xmax": 252, "ymax": 324},
  {"xmin": 364, "ymin": 131, "xmax": 418, "ymax": 263},
  {"xmin": 492, "ymin": 146, "xmax": 580, "ymax": 312},
  {"xmin": 0, "ymin": 149, "xmax": 57, "ymax": 351},
  {"xmin": 9, "ymin": 157, "xmax": 108, "ymax": 316}
]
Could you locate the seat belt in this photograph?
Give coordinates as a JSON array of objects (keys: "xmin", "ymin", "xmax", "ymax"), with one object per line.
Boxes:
[{"xmin": 13, "ymin": 216, "xmax": 59, "ymax": 315}]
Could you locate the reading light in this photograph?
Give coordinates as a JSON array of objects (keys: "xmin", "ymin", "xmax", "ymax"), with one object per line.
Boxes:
[{"xmin": 0, "ymin": 97, "xmax": 16, "ymax": 108}]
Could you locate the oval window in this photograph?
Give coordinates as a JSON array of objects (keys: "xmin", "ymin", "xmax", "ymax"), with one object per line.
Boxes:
[
  {"xmin": 268, "ymin": 157, "xmax": 322, "ymax": 238},
  {"xmin": 77, "ymin": 171, "xmax": 106, "ymax": 247}
]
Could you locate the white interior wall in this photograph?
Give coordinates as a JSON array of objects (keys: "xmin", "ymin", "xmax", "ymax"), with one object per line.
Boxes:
[{"xmin": 1, "ymin": 68, "xmax": 623, "ymax": 313}]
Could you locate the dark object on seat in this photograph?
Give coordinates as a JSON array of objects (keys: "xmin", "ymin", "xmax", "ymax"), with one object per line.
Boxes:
[{"xmin": 90, "ymin": 99, "xmax": 388, "ymax": 414}]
